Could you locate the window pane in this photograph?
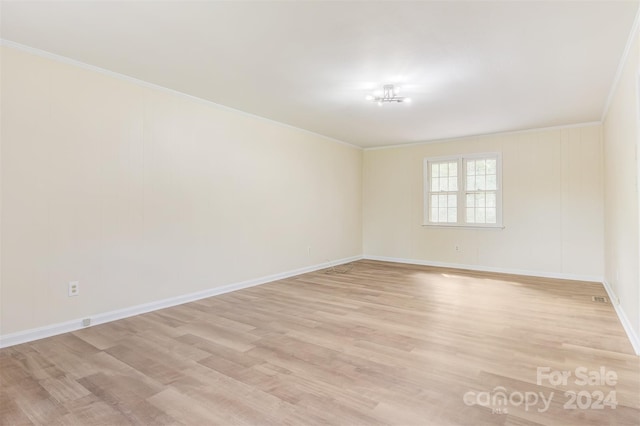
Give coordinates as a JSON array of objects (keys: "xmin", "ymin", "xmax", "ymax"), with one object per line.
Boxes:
[
  {"xmin": 439, "ymin": 208, "xmax": 447, "ymax": 220},
  {"xmin": 431, "ymin": 194, "xmax": 439, "ymax": 208},
  {"xmin": 431, "ymin": 177, "xmax": 439, "ymax": 192},
  {"xmin": 440, "ymin": 178, "xmax": 448, "ymax": 191},
  {"xmin": 439, "ymin": 194, "xmax": 447, "ymax": 207},
  {"xmin": 432, "ymin": 163, "xmax": 439, "ymax": 178},
  {"xmin": 476, "ymin": 208, "xmax": 486, "ymax": 223},
  {"xmin": 448, "ymin": 177, "xmax": 457, "ymax": 191},
  {"xmin": 486, "ymin": 175, "xmax": 497, "ymax": 190},
  {"xmin": 440, "ymin": 163, "xmax": 449, "ymax": 177},
  {"xmin": 447, "ymin": 208, "xmax": 457, "ymax": 222},
  {"xmin": 448, "ymin": 194, "xmax": 457, "ymax": 207},
  {"xmin": 466, "ymin": 208, "xmax": 475, "ymax": 223},
  {"xmin": 476, "ymin": 175, "xmax": 485, "ymax": 190},
  {"xmin": 486, "ymin": 193, "xmax": 496, "ymax": 207},
  {"xmin": 486, "ymin": 159, "xmax": 496, "ymax": 175},
  {"xmin": 467, "ymin": 160, "xmax": 475, "ymax": 176},
  {"xmin": 449, "ymin": 162, "xmax": 458, "ymax": 176},
  {"xmin": 431, "ymin": 207, "xmax": 438, "ymax": 221},
  {"xmin": 476, "ymin": 160, "xmax": 486, "ymax": 175},
  {"xmin": 475, "ymin": 193, "xmax": 485, "ymax": 207},
  {"xmin": 486, "ymin": 208, "xmax": 496, "ymax": 223},
  {"xmin": 466, "ymin": 193, "xmax": 474, "ymax": 207},
  {"xmin": 466, "ymin": 176, "xmax": 475, "ymax": 191}
]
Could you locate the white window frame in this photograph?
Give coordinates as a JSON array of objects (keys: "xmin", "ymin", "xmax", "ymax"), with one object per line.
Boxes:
[{"xmin": 423, "ymin": 152, "xmax": 503, "ymax": 228}]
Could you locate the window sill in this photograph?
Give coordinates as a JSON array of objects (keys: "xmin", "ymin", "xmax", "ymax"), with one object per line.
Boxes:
[{"xmin": 422, "ymin": 223, "xmax": 505, "ymax": 230}]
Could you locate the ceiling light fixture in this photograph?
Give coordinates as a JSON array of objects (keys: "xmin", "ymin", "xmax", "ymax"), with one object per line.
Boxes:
[{"xmin": 366, "ymin": 84, "xmax": 411, "ymax": 105}]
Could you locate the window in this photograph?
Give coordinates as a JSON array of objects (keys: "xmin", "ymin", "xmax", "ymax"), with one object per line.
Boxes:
[{"xmin": 424, "ymin": 153, "xmax": 502, "ymax": 227}]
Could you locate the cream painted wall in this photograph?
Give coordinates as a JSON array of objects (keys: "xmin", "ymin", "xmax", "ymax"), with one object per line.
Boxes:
[
  {"xmin": 603, "ymin": 28, "xmax": 640, "ymax": 340},
  {"xmin": 363, "ymin": 125, "xmax": 604, "ymax": 279},
  {"xmin": 0, "ymin": 46, "xmax": 362, "ymax": 335}
]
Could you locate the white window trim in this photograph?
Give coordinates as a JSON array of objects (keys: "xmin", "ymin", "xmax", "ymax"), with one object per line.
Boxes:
[{"xmin": 423, "ymin": 152, "xmax": 503, "ymax": 229}]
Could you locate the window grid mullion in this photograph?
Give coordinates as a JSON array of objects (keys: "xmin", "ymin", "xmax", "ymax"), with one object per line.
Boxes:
[{"xmin": 458, "ymin": 158, "xmax": 464, "ymax": 224}]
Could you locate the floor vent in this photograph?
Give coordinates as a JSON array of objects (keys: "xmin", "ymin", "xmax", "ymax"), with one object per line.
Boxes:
[{"xmin": 592, "ymin": 296, "xmax": 609, "ymax": 303}]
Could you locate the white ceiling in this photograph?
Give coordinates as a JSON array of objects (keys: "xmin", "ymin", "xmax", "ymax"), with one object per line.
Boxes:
[{"xmin": 1, "ymin": 1, "xmax": 638, "ymax": 148}]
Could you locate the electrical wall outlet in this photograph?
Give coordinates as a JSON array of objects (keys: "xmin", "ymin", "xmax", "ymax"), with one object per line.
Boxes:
[
  {"xmin": 82, "ymin": 318, "xmax": 91, "ymax": 327},
  {"xmin": 68, "ymin": 281, "xmax": 79, "ymax": 297}
]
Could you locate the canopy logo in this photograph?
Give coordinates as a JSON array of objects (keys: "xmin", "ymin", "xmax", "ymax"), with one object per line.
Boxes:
[
  {"xmin": 463, "ymin": 366, "xmax": 618, "ymax": 415},
  {"xmin": 463, "ymin": 387, "xmax": 553, "ymax": 414}
]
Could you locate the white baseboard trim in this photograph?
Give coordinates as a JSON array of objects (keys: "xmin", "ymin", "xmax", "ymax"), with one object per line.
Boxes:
[
  {"xmin": 0, "ymin": 255, "xmax": 363, "ymax": 349},
  {"xmin": 602, "ymin": 280, "xmax": 640, "ymax": 356},
  {"xmin": 363, "ymin": 255, "xmax": 603, "ymax": 283}
]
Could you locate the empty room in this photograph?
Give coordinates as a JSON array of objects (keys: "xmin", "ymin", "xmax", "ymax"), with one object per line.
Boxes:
[{"xmin": 1, "ymin": 1, "xmax": 639, "ymax": 425}]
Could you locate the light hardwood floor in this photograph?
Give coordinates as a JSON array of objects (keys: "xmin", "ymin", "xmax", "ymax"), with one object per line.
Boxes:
[{"xmin": 1, "ymin": 260, "xmax": 639, "ymax": 425}]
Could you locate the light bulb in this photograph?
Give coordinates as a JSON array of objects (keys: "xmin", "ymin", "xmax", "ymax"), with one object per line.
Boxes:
[
  {"xmin": 404, "ymin": 97, "xmax": 412, "ymax": 103},
  {"xmin": 365, "ymin": 95, "xmax": 374, "ymax": 101}
]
